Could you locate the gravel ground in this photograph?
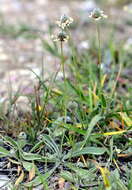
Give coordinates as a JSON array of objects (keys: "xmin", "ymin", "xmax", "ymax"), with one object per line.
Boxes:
[{"xmin": 0, "ymin": 0, "xmax": 131, "ymax": 102}]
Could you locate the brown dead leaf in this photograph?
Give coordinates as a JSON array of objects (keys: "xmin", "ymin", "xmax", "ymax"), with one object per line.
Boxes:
[
  {"xmin": 8, "ymin": 158, "xmax": 21, "ymax": 165},
  {"xmin": 7, "ymin": 162, "xmax": 11, "ymax": 169},
  {"xmin": 58, "ymin": 177, "xmax": 65, "ymax": 189},
  {"xmin": 109, "ymin": 121, "xmax": 121, "ymax": 131},
  {"xmin": 28, "ymin": 165, "xmax": 35, "ymax": 181},
  {"xmin": 15, "ymin": 170, "xmax": 24, "ymax": 186},
  {"xmin": 117, "ymin": 153, "xmax": 132, "ymax": 158},
  {"xmin": 17, "ymin": 166, "xmax": 22, "ymax": 176}
]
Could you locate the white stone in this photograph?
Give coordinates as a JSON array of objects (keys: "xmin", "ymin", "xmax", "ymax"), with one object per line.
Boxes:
[
  {"xmin": 33, "ymin": 184, "xmax": 44, "ymax": 190},
  {"xmin": 0, "ymin": 175, "xmax": 11, "ymax": 189},
  {"xmin": 79, "ymin": 41, "xmax": 90, "ymax": 50},
  {"xmin": 15, "ymin": 95, "xmax": 31, "ymax": 113}
]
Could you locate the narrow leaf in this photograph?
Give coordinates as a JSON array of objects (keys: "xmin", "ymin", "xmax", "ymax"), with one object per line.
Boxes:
[
  {"xmin": 65, "ymin": 147, "xmax": 106, "ymax": 159},
  {"xmin": 98, "ymin": 167, "xmax": 111, "ymax": 189},
  {"xmin": 23, "ymin": 162, "xmax": 35, "ymax": 171},
  {"xmin": 21, "ymin": 152, "xmax": 42, "ymax": 161},
  {"xmin": 119, "ymin": 112, "xmax": 132, "ymax": 127},
  {"xmin": 102, "ymin": 130, "xmax": 126, "ymax": 136},
  {"xmin": 82, "ymin": 114, "xmax": 102, "ymax": 147},
  {"xmin": 0, "ymin": 146, "xmax": 10, "ymax": 157}
]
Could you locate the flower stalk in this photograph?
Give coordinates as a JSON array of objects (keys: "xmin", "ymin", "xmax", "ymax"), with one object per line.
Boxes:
[
  {"xmin": 89, "ymin": 8, "xmax": 108, "ymax": 89},
  {"xmin": 96, "ymin": 21, "xmax": 101, "ymax": 84},
  {"xmin": 52, "ymin": 14, "xmax": 73, "ymax": 121}
]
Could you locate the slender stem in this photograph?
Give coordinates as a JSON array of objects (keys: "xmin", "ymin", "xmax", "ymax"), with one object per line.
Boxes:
[
  {"xmin": 96, "ymin": 22, "xmax": 101, "ymax": 65},
  {"xmin": 60, "ymin": 41, "xmax": 67, "ymax": 122},
  {"xmin": 96, "ymin": 21, "xmax": 101, "ymax": 87},
  {"xmin": 41, "ymin": 52, "xmax": 44, "ymax": 81},
  {"xmin": 60, "ymin": 41, "xmax": 66, "ymax": 83}
]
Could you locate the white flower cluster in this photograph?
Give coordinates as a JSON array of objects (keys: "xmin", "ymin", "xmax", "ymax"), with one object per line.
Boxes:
[
  {"xmin": 52, "ymin": 14, "xmax": 73, "ymax": 43},
  {"xmin": 56, "ymin": 14, "xmax": 74, "ymax": 30},
  {"xmin": 51, "ymin": 31, "xmax": 69, "ymax": 42},
  {"xmin": 51, "ymin": 8, "xmax": 108, "ymax": 43},
  {"xmin": 89, "ymin": 8, "xmax": 108, "ymax": 21}
]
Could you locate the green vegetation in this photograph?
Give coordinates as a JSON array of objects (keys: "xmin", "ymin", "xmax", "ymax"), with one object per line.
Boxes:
[{"xmin": 0, "ymin": 8, "xmax": 131, "ymax": 190}]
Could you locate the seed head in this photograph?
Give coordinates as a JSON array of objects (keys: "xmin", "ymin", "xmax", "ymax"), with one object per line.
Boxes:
[
  {"xmin": 89, "ymin": 8, "xmax": 108, "ymax": 21},
  {"xmin": 51, "ymin": 31, "xmax": 69, "ymax": 42},
  {"xmin": 56, "ymin": 14, "xmax": 73, "ymax": 29}
]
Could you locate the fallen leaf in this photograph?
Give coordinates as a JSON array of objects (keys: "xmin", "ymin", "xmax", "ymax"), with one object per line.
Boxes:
[
  {"xmin": 117, "ymin": 153, "xmax": 132, "ymax": 158},
  {"xmin": 15, "ymin": 170, "xmax": 24, "ymax": 186},
  {"xmin": 7, "ymin": 162, "xmax": 11, "ymax": 169},
  {"xmin": 109, "ymin": 121, "xmax": 121, "ymax": 131},
  {"xmin": 58, "ymin": 177, "xmax": 65, "ymax": 189},
  {"xmin": 29, "ymin": 165, "xmax": 36, "ymax": 181},
  {"xmin": 17, "ymin": 166, "xmax": 22, "ymax": 176}
]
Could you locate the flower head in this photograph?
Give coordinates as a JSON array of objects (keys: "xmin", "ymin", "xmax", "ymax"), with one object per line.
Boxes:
[
  {"xmin": 51, "ymin": 31, "xmax": 69, "ymax": 42},
  {"xmin": 89, "ymin": 8, "xmax": 108, "ymax": 21},
  {"xmin": 56, "ymin": 14, "xmax": 73, "ymax": 29}
]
